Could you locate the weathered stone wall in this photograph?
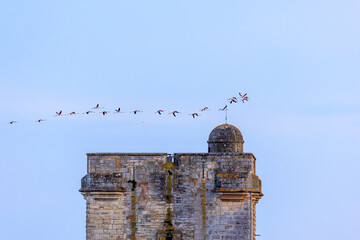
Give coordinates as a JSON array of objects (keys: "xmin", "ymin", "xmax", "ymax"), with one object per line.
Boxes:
[
  {"xmin": 80, "ymin": 152, "xmax": 262, "ymax": 240},
  {"xmin": 172, "ymin": 153, "xmax": 261, "ymax": 240},
  {"xmin": 208, "ymin": 141, "xmax": 244, "ymax": 153},
  {"xmin": 80, "ymin": 153, "xmax": 169, "ymax": 240},
  {"xmin": 82, "ymin": 192, "xmax": 128, "ymax": 240}
]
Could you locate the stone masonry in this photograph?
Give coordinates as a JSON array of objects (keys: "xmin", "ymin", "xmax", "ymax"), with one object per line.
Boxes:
[{"xmin": 80, "ymin": 124, "xmax": 263, "ymax": 240}]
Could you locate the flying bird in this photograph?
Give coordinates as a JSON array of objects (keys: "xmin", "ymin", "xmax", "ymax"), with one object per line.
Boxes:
[
  {"xmin": 100, "ymin": 111, "xmax": 109, "ymax": 115},
  {"xmin": 155, "ymin": 110, "xmax": 165, "ymax": 115},
  {"xmin": 131, "ymin": 110, "xmax": 143, "ymax": 114},
  {"xmin": 92, "ymin": 104, "xmax": 103, "ymax": 109},
  {"xmin": 219, "ymin": 105, "xmax": 227, "ymax": 111},
  {"xmin": 169, "ymin": 111, "xmax": 180, "ymax": 117},
  {"xmin": 82, "ymin": 111, "xmax": 94, "ymax": 115},
  {"xmin": 239, "ymin": 92, "xmax": 249, "ymax": 103},
  {"xmin": 189, "ymin": 113, "xmax": 199, "ymax": 118},
  {"xmin": 114, "ymin": 108, "xmax": 124, "ymax": 113},
  {"xmin": 200, "ymin": 107, "xmax": 210, "ymax": 111},
  {"xmin": 54, "ymin": 110, "xmax": 62, "ymax": 116},
  {"xmin": 8, "ymin": 121, "xmax": 17, "ymax": 124},
  {"xmin": 68, "ymin": 112, "xmax": 77, "ymax": 115},
  {"xmin": 227, "ymin": 97, "xmax": 238, "ymax": 104},
  {"xmin": 35, "ymin": 119, "xmax": 46, "ymax": 122}
]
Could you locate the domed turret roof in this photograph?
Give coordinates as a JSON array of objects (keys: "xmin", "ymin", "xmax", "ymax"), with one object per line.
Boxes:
[{"xmin": 208, "ymin": 124, "xmax": 244, "ymax": 144}]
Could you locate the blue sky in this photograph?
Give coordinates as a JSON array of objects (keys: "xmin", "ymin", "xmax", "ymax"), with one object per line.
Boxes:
[{"xmin": 0, "ymin": 1, "xmax": 359, "ymax": 239}]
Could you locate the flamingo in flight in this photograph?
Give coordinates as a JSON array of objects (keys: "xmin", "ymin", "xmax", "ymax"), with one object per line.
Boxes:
[
  {"xmin": 219, "ymin": 105, "xmax": 227, "ymax": 111},
  {"xmin": 155, "ymin": 110, "xmax": 165, "ymax": 115},
  {"xmin": 54, "ymin": 111, "xmax": 62, "ymax": 116},
  {"xmin": 82, "ymin": 111, "xmax": 94, "ymax": 115},
  {"xmin": 227, "ymin": 97, "xmax": 238, "ymax": 104},
  {"xmin": 8, "ymin": 121, "xmax": 17, "ymax": 124},
  {"xmin": 169, "ymin": 111, "xmax": 180, "ymax": 117},
  {"xmin": 131, "ymin": 110, "xmax": 143, "ymax": 114},
  {"xmin": 239, "ymin": 92, "xmax": 249, "ymax": 103},
  {"xmin": 189, "ymin": 113, "xmax": 199, "ymax": 118},
  {"xmin": 92, "ymin": 104, "xmax": 103, "ymax": 109},
  {"xmin": 68, "ymin": 112, "xmax": 77, "ymax": 115},
  {"xmin": 35, "ymin": 119, "xmax": 46, "ymax": 122},
  {"xmin": 200, "ymin": 107, "xmax": 210, "ymax": 111},
  {"xmin": 114, "ymin": 108, "xmax": 124, "ymax": 113},
  {"xmin": 100, "ymin": 111, "xmax": 109, "ymax": 115}
]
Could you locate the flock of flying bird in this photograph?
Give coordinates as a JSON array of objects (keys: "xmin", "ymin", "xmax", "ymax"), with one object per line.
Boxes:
[{"xmin": 6, "ymin": 92, "xmax": 249, "ymax": 125}]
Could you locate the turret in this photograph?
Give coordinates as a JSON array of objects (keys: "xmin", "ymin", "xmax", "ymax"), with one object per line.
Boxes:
[{"xmin": 208, "ymin": 124, "xmax": 244, "ymax": 153}]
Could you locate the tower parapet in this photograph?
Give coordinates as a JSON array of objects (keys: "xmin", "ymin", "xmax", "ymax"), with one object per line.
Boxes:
[
  {"xmin": 80, "ymin": 125, "xmax": 262, "ymax": 240},
  {"xmin": 80, "ymin": 153, "xmax": 169, "ymax": 240}
]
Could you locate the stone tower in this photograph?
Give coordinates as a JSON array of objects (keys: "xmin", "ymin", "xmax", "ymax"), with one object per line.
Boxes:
[{"xmin": 80, "ymin": 124, "xmax": 263, "ymax": 240}]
